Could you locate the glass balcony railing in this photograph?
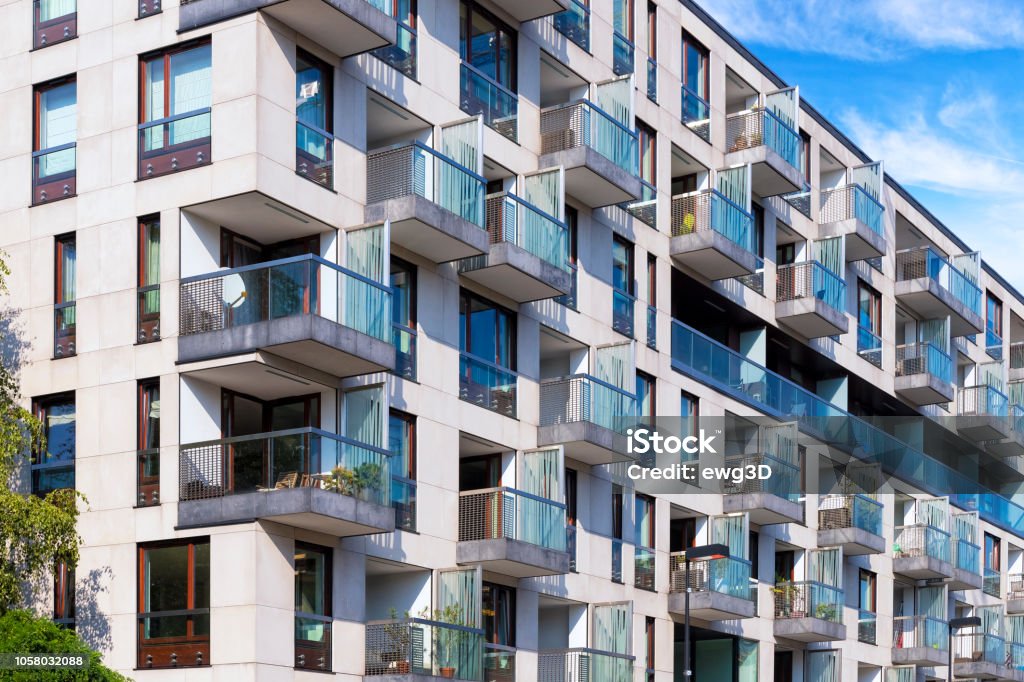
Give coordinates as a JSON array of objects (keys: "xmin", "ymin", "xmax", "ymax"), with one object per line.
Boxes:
[
  {"xmin": 54, "ymin": 302, "xmax": 76, "ymax": 358},
  {"xmin": 895, "ymin": 342, "xmax": 953, "ymax": 384},
  {"xmin": 138, "ymin": 108, "xmax": 211, "ymax": 179},
  {"xmin": 391, "ymin": 474, "xmax": 417, "ymax": 531},
  {"xmin": 681, "ymin": 84, "xmax": 711, "ymax": 143},
  {"xmin": 459, "ymin": 353, "xmax": 517, "ymax": 417},
  {"xmin": 959, "ymin": 384, "xmax": 1009, "ymax": 418},
  {"xmin": 32, "ymin": 142, "xmax": 77, "ymax": 204},
  {"xmin": 540, "ymin": 100, "xmax": 638, "ymax": 175},
  {"xmin": 671, "ymin": 189, "xmax": 754, "ymax": 251},
  {"xmin": 819, "ymin": 184, "xmax": 884, "ymax": 237},
  {"xmin": 392, "ymin": 323, "xmax": 417, "ymax": 381},
  {"xmin": 776, "ymin": 261, "xmax": 845, "ymax": 314},
  {"xmin": 178, "ymin": 427, "xmax": 391, "ymax": 505},
  {"xmin": 773, "ymin": 581, "xmax": 843, "ymax": 622},
  {"xmin": 612, "ymin": 32, "xmax": 634, "ymax": 76},
  {"xmin": 954, "ymin": 537, "xmax": 980, "ymax": 574},
  {"xmin": 1009, "ymin": 641, "xmax": 1024, "ymax": 670},
  {"xmin": 669, "ymin": 316, "xmax": 1024, "ymax": 540},
  {"xmin": 460, "ymin": 62, "xmax": 517, "ymax": 142},
  {"xmin": 858, "ymin": 610, "xmax": 877, "ymax": 644},
  {"xmin": 178, "ymin": 255, "xmax": 392, "ymax": 341},
  {"xmin": 484, "ymin": 644, "xmax": 515, "ymax": 682},
  {"xmin": 373, "ymin": 22, "xmax": 417, "ymax": 78},
  {"xmin": 818, "ymin": 494, "xmax": 883, "ymax": 536},
  {"xmin": 893, "ymin": 615, "xmax": 948, "ymax": 650},
  {"xmin": 295, "ymin": 613, "xmax": 332, "ymax": 671},
  {"xmin": 556, "ymin": 263, "xmax": 578, "ymax": 309},
  {"xmin": 458, "ymin": 487, "xmax": 567, "ymax": 552},
  {"xmin": 365, "ymin": 618, "xmax": 485, "ymax": 679},
  {"xmin": 723, "ymin": 453, "xmax": 800, "ymax": 501},
  {"xmin": 857, "ymin": 326, "xmax": 883, "ymax": 368},
  {"xmin": 296, "ymin": 120, "xmax": 333, "ymax": 189},
  {"xmin": 137, "ymin": 448, "xmax": 159, "ymax": 507},
  {"xmin": 539, "ymin": 374, "xmax": 638, "ymax": 434},
  {"xmin": 670, "ymin": 555, "xmax": 754, "ymax": 601},
  {"xmin": 482, "ymin": 193, "xmax": 569, "ymax": 271},
  {"xmin": 612, "ymin": 289, "xmax": 635, "ymax": 337},
  {"xmin": 782, "ymin": 188, "xmax": 812, "ymax": 219},
  {"xmin": 955, "ymin": 632, "xmax": 1005, "ymax": 666},
  {"xmin": 634, "ymin": 546, "xmax": 655, "ymax": 590},
  {"xmin": 623, "ymin": 178, "xmax": 657, "ymax": 227},
  {"xmin": 552, "ymin": 0, "xmax": 590, "ymax": 51},
  {"xmin": 726, "ymin": 107, "xmax": 801, "ymax": 169},
  {"xmin": 137, "ymin": 285, "xmax": 160, "ymax": 343},
  {"xmin": 538, "ymin": 648, "xmax": 633, "ymax": 682},
  {"xmin": 987, "ymin": 328, "xmax": 1004, "ymax": 361},
  {"xmin": 984, "ymin": 567, "xmax": 1000, "ymax": 597},
  {"xmin": 894, "ymin": 524, "xmax": 951, "ymax": 563},
  {"xmin": 646, "ymin": 305, "xmax": 657, "ymax": 349},
  {"xmin": 366, "ymin": 141, "xmax": 486, "ymax": 228},
  {"xmin": 611, "ymin": 538, "xmax": 624, "ymax": 583},
  {"xmin": 1012, "ymin": 342, "xmax": 1024, "ymax": 370},
  {"xmin": 896, "ymin": 246, "xmax": 982, "ymax": 316},
  {"xmin": 646, "ymin": 58, "xmax": 657, "ymax": 101}
]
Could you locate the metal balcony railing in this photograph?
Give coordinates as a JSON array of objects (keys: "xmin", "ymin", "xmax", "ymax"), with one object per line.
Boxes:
[
  {"xmin": 722, "ymin": 453, "xmax": 800, "ymax": 501},
  {"xmin": 367, "ymin": 141, "xmax": 486, "ymax": 227},
  {"xmin": 1011, "ymin": 342, "xmax": 1024, "ymax": 370},
  {"xmin": 681, "ymin": 84, "xmax": 711, "ymax": 142},
  {"xmin": 669, "ymin": 555, "xmax": 754, "ymax": 601},
  {"xmin": 1010, "ymin": 573, "xmax": 1024, "ymax": 600},
  {"xmin": 295, "ymin": 613, "xmax": 332, "ymax": 671},
  {"xmin": 552, "ymin": 0, "xmax": 590, "ymax": 51},
  {"xmin": 895, "ymin": 342, "xmax": 952, "ymax": 384},
  {"xmin": 612, "ymin": 32, "xmax": 634, "ymax": 76},
  {"xmin": 32, "ymin": 142, "xmax": 76, "ymax": 205},
  {"xmin": 365, "ymin": 618, "xmax": 485, "ymax": 679},
  {"xmin": 896, "ymin": 246, "xmax": 982, "ymax": 316},
  {"xmin": 819, "ymin": 184, "xmax": 884, "ymax": 237},
  {"xmin": 984, "ymin": 567, "xmax": 1001, "ymax": 597},
  {"xmin": 776, "ymin": 261, "xmax": 845, "ymax": 314},
  {"xmin": 138, "ymin": 108, "xmax": 211, "ymax": 179},
  {"xmin": 954, "ymin": 631, "xmax": 1005, "ymax": 665},
  {"xmin": 818, "ymin": 494, "xmax": 883, "ymax": 536},
  {"xmin": 538, "ymin": 648, "xmax": 634, "ymax": 682},
  {"xmin": 137, "ymin": 448, "xmax": 159, "ymax": 507},
  {"xmin": 892, "ymin": 615, "xmax": 947, "ymax": 650},
  {"xmin": 634, "ymin": 546, "xmax": 655, "ymax": 590},
  {"xmin": 179, "ymin": 255, "xmax": 392, "ymax": 342},
  {"xmin": 612, "ymin": 289, "xmax": 635, "ymax": 337},
  {"xmin": 959, "ymin": 384, "xmax": 1009, "ymax": 418},
  {"xmin": 539, "ymin": 374, "xmax": 638, "ymax": 433},
  {"xmin": 624, "ymin": 178, "xmax": 657, "ymax": 227},
  {"xmin": 458, "ymin": 487, "xmax": 567, "ymax": 552},
  {"xmin": 773, "ymin": 581, "xmax": 843, "ymax": 622},
  {"xmin": 671, "ymin": 189, "xmax": 754, "ymax": 251},
  {"xmin": 481, "ymin": 193, "xmax": 570, "ymax": 271},
  {"xmin": 894, "ymin": 524, "xmax": 951, "ymax": 563},
  {"xmin": 460, "ymin": 62, "xmax": 517, "ymax": 142},
  {"xmin": 178, "ymin": 427, "xmax": 391, "ymax": 506},
  {"xmin": 954, "ymin": 537, "xmax": 980, "ymax": 574},
  {"xmin": 858, "ymin": 610, "xmax": 876, "ymax": 644},
  {"xmin": 540, "ymin": 100, "xmax": 638, "ymax": 176},
  {"xmin": 726, "ymin": 107, "xmax": 801, "ymax": 169},
  {"xmin": 296, "ymin": 120, "xmax": 333, "ymax": 189},
  {"xmin": 459, "ymin": 353, "xmax": 517, "ymax": 417},
  {"xmin": 857, "ymin": 326, "xmax": 882, "ymax": 368}
]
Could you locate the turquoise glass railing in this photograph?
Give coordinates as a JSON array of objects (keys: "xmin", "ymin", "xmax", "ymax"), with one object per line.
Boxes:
[
  {"xmin": 373, "ymin": 22, "xmax": 417, "ymax": 78},
  {"xmin": 987, "ymin": 328, "xmax": 1004, "ymax": 360},
  {"xmin": 954, "ymin": 633, "xmax": 1005, "ymax": 665},
  {"xmin": 954, "ymin": 537, "xmax": 980, "ymax": 573},
  {"xmin": 552, "ymin": 0, "xmax": 590, "ymax": 51},
  {"xmin": 671, "ymin": 189, "xmax": 754, "ymax": 252},
  {"xmin": 539, "ymin": 374, "xmax": 638, "ymax": 434},
  {"xmin": 391, "ymin": 474, "xmax": 416, "ymax": 531},
  {"xmin": 726, "ymin": 108, "xmax": 800, "ymax": 169},
  {"xmin": 895, "ymin": 524, "xmax": 951, "ymax": 563},
  {"xmin": 896, "ymin": 342, "xmax": 952, "ymax": 384},
  {"xmin": 819, "ymin": 494, "xmax": 882, "ymax": 536},
  {"xmin": 540, "ymin": 100, "xmax": 637, "ymax": 175},
  {"xmin": 774, "ymin": 581, "xmax": 842, "ymax": 622},
  {"xmin": 459, "ymin": 352, "xmax": 517, "ymax": 417},
  {"xmin": 296, "ymin": 120, "xmax": 333, "ymax": 188},
  {"xmin": 634, "ymin": 546, "xmax": 655, "ymax": 589},
  {"xmin": 671, "ymin": 555, "xmax": 753, "ymax": 601},
  {"xmin": 893, "ymin": 615, "xmax": 947, "ymax": 650},
  {"xmin": 179, "ymin": 254, "xmax": 392, "ymax": 341},
  {"xmin": 681, "ymin": 84, "xmax": 711, "ymax": 142},
  {"xmin": 613, "ymin": 289, "xmax": 635, "ymax": 337},
  {"xmin": 460, "ymin": 62, "xmax": 517, "ymax": 142},
  {"xmin": 896, "ymin": 246, "xmax": 982, "ymax": 316},
  {"xmin": 392, "ymin": 322, "xmax": 417, "ymax": 380},
  {"xmin": 857, "ymin": 326, "xmax": 882, "ymax": 367},
  {"xmin": 984, "ymin": 567, "xmax": 1000, "ymax": 596},
  {"xmin": 820, "ymin": 184, "xmax": 884, "ymax": 237},
  {"xmin": 458, "ymin": 487, "xmax": 567, "ymax": 551},
  {"xmin": 612, "ymin": 32, "xmax": 634, "ymax": 76},
  {"xmin": 776, "ymin": 261, "xmax": 845, "ymax": 313},
  {"xmin": 960, "ymin": 384, "xmax": 1009, "ymax": 418},
  {"xmin": 484, "ymin": 193, "xmax": 569, "ymax": 271}
]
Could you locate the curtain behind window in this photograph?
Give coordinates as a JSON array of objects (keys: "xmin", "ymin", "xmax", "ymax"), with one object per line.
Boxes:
[
  {"xmin": 39, "ymin": 83, "xmax": 76, "ymax": 176},
  {"xmin": 39, "ymin": 0, "xmax": 75, "ymax": 21},
  {"xmin": 169, "ymin": 45, "xmax": 212, "ymax": 145},
  {"xmin": 805, "ymin": 650, "xmax": 838, "ymax": 682},
  {"xmin": 344, "ymin": 223, "xmax": 390, "ymax": 339}
]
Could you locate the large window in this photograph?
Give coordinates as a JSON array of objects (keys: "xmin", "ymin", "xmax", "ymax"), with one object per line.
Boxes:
[
  {"xmin": 137, "ymin": 539, "xmax": 210, "ymax": 669},
  {"xmin": 985, "ymin": 533, "xmax": 1000, "ymax": 572},
  {"xmin": 391, "ymin": 257, "xmax": 417, "ymax": 381},
  {"xmin": 54, "ymin": 233, "xmax": 76, "ymax": 358},
  {"xmin": 612, "ymin": 0, "xmax": 634, "ymax": 75},
  {"xmin": 646, "ymin": 2, "xmax": 656, "ymax": 101},
  {"xmin": 460, "ymin": 0, "xmax": 516, "ymax": 90},
  {"xmin": 612, "ymin": 236, "xmax": 635, "ymax": 336},
  {"xmin": 556, "ymin": 206, "xmax": 579, "ymax": 309},
  {"xmin": 637, "ymin": 121, "xmax": 656, "ymax": 187},
  {"xmin": 295, "ymin": 49, "xmax": 333, "ymax": 189},
  {"xmin": 138, "ymin": 216, "xmax": 160, "ymax": 343},
  {"xmin": 636, "ymin": 371, "xmax": 655, "ymax": 418},
  {"xmin": 139, "ymin": 41, "xmax": 212, "ymax": 179},
  {"xmin": 634, "ymin": 494, "xmax": 655, "ymax": 590},
  {"xmin": 680, "ymin": 391, "xmax": 698, "ymax": 439},
  {"xmin": 987, "ymin": 292, "xmax": 1003, "ymax": 358},
  {"xmin": 295, "ymin": 543, "xmax": 332, "ymax": 671},
  {"xmin": 482, "ymin": 582, "xmax": 515, "ymax": 647},
  {"xmin": 137, "ymin": 379, "xmax": 161, "ymax": 507},
  {"xmin": 644, "ymin": 616, "xmax": 655, "ymax": 682},
  {"xmin": 681, "ymin": 31, "xmax": 709, "ymax": 126},
  {"xmin": 389, "ymin": 410, "xmax": 416, "ymax": 531},
  {"xmin": 459, "ymin": 290, "xmax": 516, "ymax": 371},
  {"xmin": 858, "ymin": 569, "xmax": 876, "ymax": 644},
  {"xmin": 34, "ymin": 0, "xmax": 77, "ymax": 49},
  {"xmin": 611, "ymin": 483, "xmax": 624, "ymax": 583},
  {"xmin": 858, "ymin": 280, "xmax": 881, "ymax": 335},
  {"xmin": 32, "ymin": 395, "xmax": 75, "ymax": 495},
  {"xmin": 53, "ymin": 561, "xmax": 75, "ymax": 628},
  {"xmin": 373, "ymin": 0, "xmax": 417, "ymax": 78},
  {"xmin": 33, "ymin": 78, "xmax": 77, "ymax": 205}
]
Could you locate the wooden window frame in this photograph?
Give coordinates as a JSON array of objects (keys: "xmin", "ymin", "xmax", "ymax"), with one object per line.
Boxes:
[
  {"xmin": 681, "ymin": 30, "xmax": 709, "ymax": 99},
  {"xmin": 137, "ymin": 215, "xmax": 161, "ymax": 343},
  {"xmin": 137, "ymin": 379, "xmax": 161, "ymax": 507},
  {"xmin": 294, "ymin": 541, "xmax": 333, "ymax": 670},
  {"xmin": 459, "ymin": 0, "xmax": 518, "ymax": 91}
]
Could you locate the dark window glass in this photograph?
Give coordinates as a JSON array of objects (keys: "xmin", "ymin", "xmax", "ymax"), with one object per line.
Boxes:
[{"xmin": 32, "ymin": 395, "xmax": 75, "ymax": 495}]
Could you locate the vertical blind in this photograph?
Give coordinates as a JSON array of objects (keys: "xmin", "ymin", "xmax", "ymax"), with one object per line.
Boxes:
[
  {"xmin": 716, "ymin": 165, "xmax": 750, "ymax": 212},
  {"xmin": 850, "ymin": 161, "xmax": 882, "ymax": 202},
  {"xmin": 345, "ymin": 222, "xmax": 390, "ymax": 339},
  {"xmin": 39, "ymin": 82, "xmax": 76, "ymax": 176},
  {"xmin": 344, "ymin": 385, "xmax": 387, "ymax": 450},
  {"xmin": 711, "ymin": 513, "xmax": 749, "ymax": 560},
  {"xmin": 808, "ymin": 547, "xmax": 842, "ymax": 588},
  {"xmin": 805, "ymin": 650, "xmax": 838, "ymax": 682}
]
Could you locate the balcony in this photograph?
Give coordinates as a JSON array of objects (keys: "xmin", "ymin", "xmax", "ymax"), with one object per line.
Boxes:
[
  {"xmin": 458, "ymin": 193, "xmax": 571, "ymax": 302},
  {"xmin": 670, "ymin": 189, "xmax": 758, "ymax": 280},
  {"xmin": 366, "ymin": 142, "xmax": 490, "ymax": 263},
  {"xmin": 539, "ymin": 100, "xmax": 640, "ymax": 207},
  {"xmin": 722, "ymin": 453, "xmax": 803, "ymax": 524},
  {"xmin": 951, "ymin": 536, "xmax": 984, "ymax": 591},
  {"xmin": 457, "ymin": 487, "xmax": 570, "ymax": 577},
  {"xmin": 32, "ymin": 143, "xmax": 76, "ymax": 205},
  {"xmin": 817, "ymin": 494, "xmax": 885, "ymax": 555},
  {"xmin": 958, "ymin": 385, "xmax": 1010, "ymax": 442},
  {"xmin": 668, "ymin": 556, "xmax": 756, "ymax": 621},
  {"xmin": 681, "ymin": 85, "xmax": 711, "ymax": 143},
  {"xmin": 725, "ymin": 108, "xmax": 803, "ymax": 196},
  {"xmin": 818, "ymin": 185, "xmax": 886, "ymax": 261},
  {"xmin": 893, "ymin": 524, "xmax": 953, "ymax": 580},
  {"xmin": 775, "ymin": 261, "xmax": 849, "ymax": 338},
  {"xmin": 460, "ymin": 63, "xmax": 517, "ymax": 142},
  {"xmin": 177, "ymin": 427, "xmax": 396, "ymax": 536},
  {"xmin": 1012, "ymin": 343, "xmax": 1024, "ymax": 381},
  {"xmin": 773, "ymin": 581, "xmax": 845, "ymax": 642},
  {"xmin": 987, "ymin": 404, "xmax": 1024, "ymax": 457},
  {"xmin": 490, "ymin": 0, "xmax": 568, "ymax": 21},
  {"xmin": 895, "ymin": 342, "xmax": 954, "ymax": 405},
  {"xmin": 892, "ymin": 616, "xmax": 948, "ymax": 666},
  {"xmin": 459, "ymin": 353, "xmax": 517, "ymax": 418},
  {"xmin": 954, "ymin": 632, "xmax": 1018, "ymax": 681},
  {"xmin": 538, "ymin": 649, "xmax": 633, "ymax": 682},
  {"xmin": 538, "ymin": 374, "xmax": 637, "ymax": 465},
  {"xmin": 1009, "ymin": 574, "xmax": 1024, "ymax": 613},
  {"xmin": 365, "ymin": 618, "xmax": 485, "ymax": 680},
  {"xmin": 33, "ymin": 0, "xmax": 76, "ymax": 49},
  {"xmin": 179, "ymin": 0, "xmax": 396, "ymax": 58},
  {"xmin": 895, "ymin": 247, "xmax": 984, "ymax": 336},
  {"xmin": 177, "ymin": 255, "xmax": 395, "ymax": 378},
  {"xmin": 551, "ymin": 0, "xmax": 590, "ymax": 51}
]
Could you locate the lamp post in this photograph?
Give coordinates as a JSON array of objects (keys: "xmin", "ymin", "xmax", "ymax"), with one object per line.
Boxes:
[
  {"xmin": 948, "ymin": 616, "xmax": 981, "ymax": 682},
  {"xmin": 681, "ymin": 543, "xmax": 730, "ymax": 680}
]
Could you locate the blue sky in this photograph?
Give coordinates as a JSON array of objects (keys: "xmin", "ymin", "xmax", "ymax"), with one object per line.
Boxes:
[{"xmin": 697, "ymin": 0, "xmax": 1024, "ymax": 290}]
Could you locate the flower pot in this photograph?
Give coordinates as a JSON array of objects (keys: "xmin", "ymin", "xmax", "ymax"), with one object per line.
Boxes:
[
  {"xmin": 396, "ymin": 661, "xmax": 410, "ymax": 674},
  {"xmin": 440, "ymin": 667, "xmax": 456, "ymax": 678}
]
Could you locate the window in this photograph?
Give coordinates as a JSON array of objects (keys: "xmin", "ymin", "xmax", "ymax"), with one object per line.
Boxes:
[
  {"xmin": 646, "ymin": 255, "xmax": 657, "ymax": 347},
  {"xmin": 858, "ymin": 569, "xmax": 876, "ymax": 644},
  {"xmin": 749, "ymin": 531, "xmax": 759, "ymax": 580},
  {"xmin": 557, "ymin": 206, "xmax": 579, "ymax": 309},
  {"xmin": 34, "ymin": 0, "xmax": 76, "ymax": 49},
  {"xmin": 987, "ymin": 292, "xmax": 1003, "ymax": 357},
  {"xmin": 295, "ymin": 543, "xmax": 332, "ymax": 671},
  {"xmin": 637, "ymin": 121, "xmax": 656, "ymax": 187},
  {"xmin": 680, "ymin": 391, "xmax": 698, "ymax": 439},
  {"xmin": 635, "ymin": 494, "xmax": 656, "ymax": 590},
  {"xmin": 138, "ymin": 216, "xmax": 161, "ymax": 343},
  {"xmin": 752, "ymin": 204, "xmax": 765, "ymax": 259},
  {"xmin": 776, "ymin": 242, "xmax": 796, "ymax": 266},
  {"xmin": 53, "ymin": 561, "xmax": 75, "ymax": 628},
  {"xmin": 482, "ymin": 582, "xmax": 515, "ymax": 646},
  {"xmin": 54, "ymin": 233, "xmax": 76, "ymax": 358},
  {"xmin": 644, "ymin": 616, "xmax": 655, "ymax": 682},
  {"xmin": 612, "ymin": 0, "xmax": 634, "ymax": 69},
  {"xmin": 857, "ymin": 281, "xmax": 881, "ymax": 335},
  {"xmin": 33, "ymin": 78, "xmax": 77, "ymax": 205},
  {"xmin": 612, "ymin": 236, "xmax": 634, "ymax": 336},
  {"xmin": 985, "ymin": 533, "xmax": 1000, "ymax": 571},
  {"xmin": 460, "ymin": 0, "xmax": 516, "ymax": 90},
  {"xmin": 137, "ymin": 539, "xmax": 210, "ymax": 669},
  {"xmin": 636, "ymin": 371, "xmax": 655, "ymax": 419},
  {"xmin": 32, "ymin": 395, "xmax": 75, "ymax": 495},
  {"xmin": 137, "ymin": 380, "xmax": 160, "ymax": 507},
  {"xmin": 611, "ymin": 484, "xmax": 624, "ymax": 583},
  {"xmin": 389, "ymin": 410, "xmax": 416, "ymax": 531},
  {"xmin": 681, "ymin": 31, "xmax": 709, "ymax": 123},
  {"xmin": 295, "ymin": 49, "xmax": 333, "ymax": 188},
  {"xmin": 391, "ymin": 257, "xmax": 417, "ymax": 380},
  {"xmin": 139, "ymin": 41, "xmax": 212, "ymax": 179},
  {"xmin": 646, "ymin": 2, "xmax": 656, "ymax": 101},
  {"xmin": 566, "ymin": 469, "xmax": 578, "ymax": 571},
  {"xmin": 801, "ymin": 131, "xmax": 811, "ymax": 183},
  {"xmin": 773, "ymin": 651, "xmax": 793, "ymax": 682},
  {"xmin": 774, "ymin": 549, "xmax": 794, "ymax": 582},
  {"xmin": 374, "ymin": 0, "xmax": 418, "ymax": 78},
  {"xmin": 459, "ymin": 290, "xmax": 516, "ymax": 370},
  {"xmin": 985, "ymin": 533, "xmax": 1001, "ymax": 596}
]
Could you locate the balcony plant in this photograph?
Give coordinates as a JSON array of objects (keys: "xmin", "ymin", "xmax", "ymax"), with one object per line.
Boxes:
[
  {"xmin": 814, "ymin": 602, "xmax": 837, "ymax": 621},
  {"xmin": 323, "ymin": 462, "xmax": 384, "ymax": 500},
  {"xmin": 430, "ymin": 603, "xmax": 468, "ymax": 679},
  {"xmin": 382, "ymin": 608, "xmax": 414, "ymax": 674}
]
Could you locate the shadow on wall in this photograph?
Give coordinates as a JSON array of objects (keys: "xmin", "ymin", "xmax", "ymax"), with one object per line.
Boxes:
[
  {"xmin": 77, "ymin": 566, "xmax": 114, "ymax": 654},
  {"xmin": 0, "ymin": 304, "xmax": 30, "ymax": 379}
]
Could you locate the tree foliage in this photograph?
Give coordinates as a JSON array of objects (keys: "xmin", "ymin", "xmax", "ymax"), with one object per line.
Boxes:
[{"xmin": 0, "ymin": 610, "xmax": 127, "ymax": 681}]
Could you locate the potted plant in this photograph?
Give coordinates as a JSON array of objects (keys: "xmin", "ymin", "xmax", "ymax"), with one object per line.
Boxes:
[
  {"xmin": 814, "ymin": 602, "xmax": 836, "ymax": 621},
  {"xmin": 383, "ymin": 608, "xmax": 413, "ymax": 674},
  {"xmin": 430, "ymin": 604, "xmax": 467, "ymax": 679}
]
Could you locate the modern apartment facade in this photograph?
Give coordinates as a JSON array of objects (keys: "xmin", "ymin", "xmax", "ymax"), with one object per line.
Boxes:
[{"xmin": 5, "ymin": 0, "xmax": 1024, "ymax": 681}]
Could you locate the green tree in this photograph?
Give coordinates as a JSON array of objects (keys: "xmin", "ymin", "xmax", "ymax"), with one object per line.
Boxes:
[{"xmin": 0, "ymin": 610, "xmax": 126, "ymax": 681}]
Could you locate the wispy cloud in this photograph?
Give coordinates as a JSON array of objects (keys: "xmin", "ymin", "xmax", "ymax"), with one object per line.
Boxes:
[{"xmin": 700, "ymin": 0, "xmax": 1024, "ymax": 60}]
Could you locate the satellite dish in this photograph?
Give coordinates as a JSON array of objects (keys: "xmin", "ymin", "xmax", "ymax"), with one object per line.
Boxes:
[{"xmin": 222, "ymin": 274, "xmax": 248, "ymax": 309}]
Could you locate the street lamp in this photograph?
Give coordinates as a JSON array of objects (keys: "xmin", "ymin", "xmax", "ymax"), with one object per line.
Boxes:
[
  {"xmin": 948, "ymin": 616, "xmax": 981, "ymax": 682},
  {"xmin": 681, "ymin": 543, "xmax": 730, "ymax": 680}
]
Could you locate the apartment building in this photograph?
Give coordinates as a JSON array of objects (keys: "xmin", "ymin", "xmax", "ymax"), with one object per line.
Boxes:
[{"xmin": 6, "ymin": 0, "xmax": 1024, "ymax": 680}]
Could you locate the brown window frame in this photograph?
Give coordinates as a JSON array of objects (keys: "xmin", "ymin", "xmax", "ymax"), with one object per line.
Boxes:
[
  {"xmin": 138, "ymin": 215, "xmax": 161, "ymax": 343},
  {"xmin": 681, "ymin": 30, "xmax": 709, "ymax": 99},
  {"xmin": 34, "ymin": 0, "xmax": 77, "ymax": 49},
  {"xmin": 294, "ymin": 541, "xmax": 333, "ymax": 671},
  {"xmin": 53, "ymin": 560, "xmax": 75, "ymax": 627},
  {"xmin": 33, "ymin": 77, "xmax": 77, "ymax": 205},
  {"xmin": 137, "ymin": 379, "xmax": 161, "ymax": 507}
]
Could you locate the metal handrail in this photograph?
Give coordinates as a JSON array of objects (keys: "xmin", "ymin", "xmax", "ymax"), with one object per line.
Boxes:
[
  {"xmin": 369, "ymin": 139, "xmax": 488, "ymax": 185},
  {"xmin": 138, "ymin": 107, "xmax": 212, "ymax": 131},
  {"xmin": 458, "ymin": 486, "xmax": 567, "ymax": 509},
  {"xmin": 296, "ymin": 118, "xmax": 334, "ymax": 142},
  {"xmin": 180, "ymin": 253, "xmax": 392, "ymax": 295},
  {"xmin": 181, "ymin": 425, "xmax": 391, "ymax": 458},
  {"xmin": 32, "ymin": 141, "xmax": 76, "ymax": 158},
  {"xmin": 541, "ymin": 98, "xmax": 637, "ymax": 139}
]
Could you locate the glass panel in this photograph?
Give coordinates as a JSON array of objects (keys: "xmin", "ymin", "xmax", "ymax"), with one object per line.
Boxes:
[{"xmin": 295, "ymin": 546, "xmax": 327, "ymax": 616}]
